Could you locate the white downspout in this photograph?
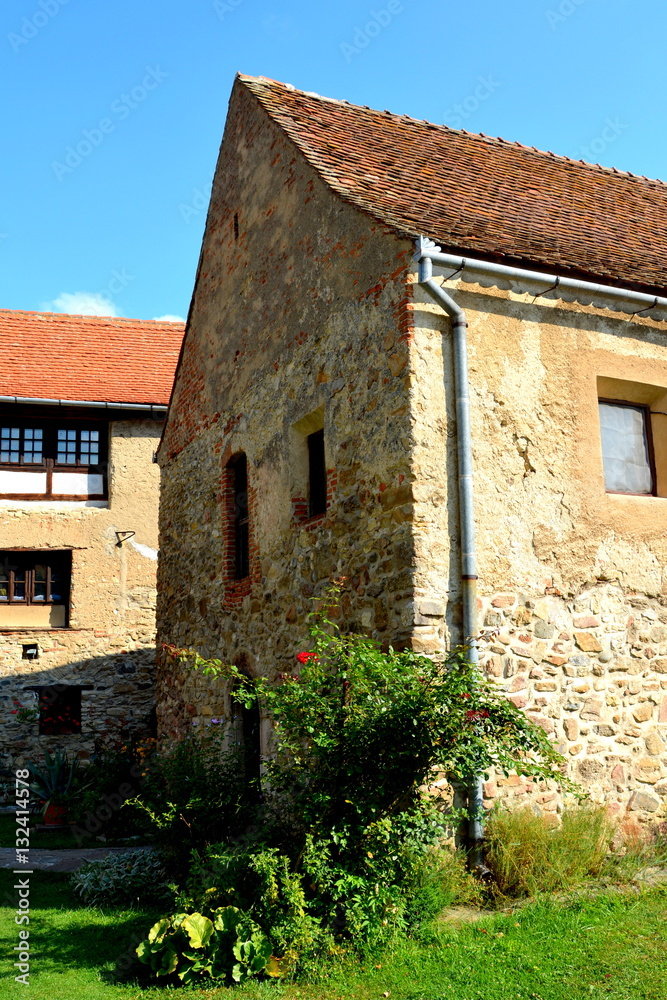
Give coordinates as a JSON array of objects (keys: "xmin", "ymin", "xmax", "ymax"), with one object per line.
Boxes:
[{"xmin": 414, "ymin": 237, "xmax": 485, "ymax": 868}]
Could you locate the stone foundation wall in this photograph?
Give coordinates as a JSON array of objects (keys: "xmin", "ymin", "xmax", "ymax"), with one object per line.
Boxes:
[{"xmin": 476, "ymin": 584, "xmax": 667, "ymax": 829}]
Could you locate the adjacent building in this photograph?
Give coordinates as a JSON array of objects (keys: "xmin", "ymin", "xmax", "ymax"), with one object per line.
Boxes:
[
  {"xmin": 0, "ymin": 309, "xmax": 183, "ymax": 772},
  {"xmin": 157, "ymin": 75, "xmax": 667, "ymax": 828}
]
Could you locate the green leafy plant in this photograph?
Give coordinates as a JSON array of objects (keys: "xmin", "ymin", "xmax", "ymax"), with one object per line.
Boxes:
[
  {"xmin": 27, "ymin": 749, "xmax": 79, "ymax": 810},
  {"xmin": 136, "ymin": 905, "xmax": 282, "ymax": 984},
  {"xmin": 67, "ymin": 730, "xmax": 155, "ymax": 840},
  {"xmin": 183, "ymin": 845, "xmax": 318, "ymax": 967},
  {"xmin": 70, "ymin": 848, "xmax": 171, "ymax": 908},
  {"xmin": 127, "ymin": 726, "xmax": 258, "ymax": 870},
  {"xmin": 10, "ymin": 697, "xmax": 38, "ymax": 724},
  {"xmin": 167, "ymin": 595, "xmax": 575, "ymax": 840}
]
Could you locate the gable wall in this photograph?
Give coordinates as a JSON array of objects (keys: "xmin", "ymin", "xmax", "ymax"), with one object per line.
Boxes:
[{"xmin": 157, "ymin": 84, "xmax": 418, "ymax": 738}]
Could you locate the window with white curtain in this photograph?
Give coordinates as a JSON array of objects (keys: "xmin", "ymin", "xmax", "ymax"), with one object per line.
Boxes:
[{"xmin": 598, "ymin": 402, "xmax": 654, "ymax": 494}]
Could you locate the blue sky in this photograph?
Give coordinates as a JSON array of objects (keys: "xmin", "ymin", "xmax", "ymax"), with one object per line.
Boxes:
[{"xmin": 0, "ymin": 0, "xmax": 663, "ymax": 321}]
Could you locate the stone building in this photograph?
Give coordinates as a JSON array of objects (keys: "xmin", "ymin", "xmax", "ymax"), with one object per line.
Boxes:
[
  {"xmin": 0, "ymin": 309, "xmax": 183, "ymax": 773},
  {"xmin": 157, "ymin": 74, "xmax": 667, "ymax": 828}
]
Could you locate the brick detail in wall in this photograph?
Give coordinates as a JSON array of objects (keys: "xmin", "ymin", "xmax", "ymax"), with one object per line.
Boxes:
[
  {"xmin": 292, "ymin": 468, "xmax": 338, "ymax": 530},
  {"xmin": 220, "ymin": 462, "xmax": 260, "ymax": 608}
]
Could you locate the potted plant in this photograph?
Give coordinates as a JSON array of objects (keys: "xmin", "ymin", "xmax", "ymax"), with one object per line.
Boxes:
[{"xmin": 26, "ymin": 749, "xmax": 79, "ymax": 825}]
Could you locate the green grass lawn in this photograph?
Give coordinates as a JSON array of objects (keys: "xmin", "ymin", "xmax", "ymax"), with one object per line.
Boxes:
[{"xmin": 0, "ymin": 870, "xmax": 665, "ymax": 1000}]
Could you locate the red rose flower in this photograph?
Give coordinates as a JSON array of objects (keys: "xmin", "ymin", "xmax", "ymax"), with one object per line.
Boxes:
[
  {"xmin": 295, "ymin": 651, "xmax": 318, "ymax": 664},
  {"xmin": 465, "ymin": 709, "xmax": 490, "ymax": 722}
]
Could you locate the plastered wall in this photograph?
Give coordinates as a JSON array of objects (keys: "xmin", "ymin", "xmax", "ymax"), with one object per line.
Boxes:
[
  {"xmin": 0, "ymin": 418, "xmax": 162, "ymax": 775},
  {"xmin": 411, "ymin": 276, "xmax": 667, "ymax": 828}
]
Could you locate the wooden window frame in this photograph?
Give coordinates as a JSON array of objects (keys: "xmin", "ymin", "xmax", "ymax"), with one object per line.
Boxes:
[
  {"xmin": 598, "ymin": 397, "xmax": 657, "ymax": 497},
  {"xmin": 0, "ymin": 550, "xmax": 71, "ymax": 619},
  {"xmin": 0, "ymin": 416, "xmax": 108, "ymax": 500}
]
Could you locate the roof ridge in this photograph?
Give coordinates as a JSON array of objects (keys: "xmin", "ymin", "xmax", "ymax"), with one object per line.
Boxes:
[
  {"xmin": 0, "ymin": 308, "xmax": 184, "ymax": 326},
  {"xmin": 238, "ymin": 73, "xmax": 667, "ymax": 191}
]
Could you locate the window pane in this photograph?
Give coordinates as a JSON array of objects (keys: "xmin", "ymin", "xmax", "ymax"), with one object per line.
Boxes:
[
  {"xmin": 33, "ymin": 564, "xmax": 47, "ymax": 601},
  {"xmin": 50, "ymin": 568, "xmax": 62, "ymax": 603},
  {"xmin": 1, "ymin": 428, "xmax": 20, "ymax": 463},
  {"xmin": 599, "ymin": 403, "xmax": 653, "ymax": 494},
  {"xmin": 13, "ymin": 570, "xmax": 25, "ymax": 601},
  {"xmin": 57, "ymin": 428, "xmax": 78, "ymax": 464},
  {"xmin": 308, "ymin": 429, "xmax": 327, "ymax": 516},
  {"xmin": 23, "ymin": 428, "xmax": 43, "ymax": 464}
]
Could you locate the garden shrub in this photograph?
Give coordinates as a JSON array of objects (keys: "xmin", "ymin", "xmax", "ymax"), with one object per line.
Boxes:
[
  {"xmin": 128, "ymin": 725, "xmax": 259, "ymax": 869},
  {"xmin": 484, "ymin": 803, "xmax": 613, "ymax": 897},
  {"xmin": 67, "ymin": 728, "xmax": 155, "ymax": 840},
  {"xmin": 183, "ymin": 845, "xmax": 319, "ymax": 965},
  {"xmin": 71, "ymin": 847, "xmax": 171, "ymax": 907},
  {"xmin": 133, "ymin": 590, "xmax": 575, "ymax": 982},
  {"xmin": 403, "ymin": 846, "xmax": 483, "ymax": 924}
]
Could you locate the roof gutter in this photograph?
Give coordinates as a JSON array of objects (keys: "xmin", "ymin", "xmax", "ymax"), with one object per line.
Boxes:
[
  {"xmin": 417, "ymin": 240, "xmax": 667, "ymax": 318},
  {"xmin": 0, "ymin": 395, "xmax": 167, "ymax": 413}
]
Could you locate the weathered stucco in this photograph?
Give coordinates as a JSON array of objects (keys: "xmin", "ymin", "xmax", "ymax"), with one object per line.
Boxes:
[
  {"xmin": 157, "ymin": 79, "xmax": 667, "ymax": 830},
  {"xmin": 157, "ymin": 82, "xmax": 415, "ymax": 740},
  {"xmin": 411, "ymin": 276, "xmax": 667, "ymax": 827},
  {"xmin": 0, "ymin": 418, "xmax": 162, "ymax": 774}
]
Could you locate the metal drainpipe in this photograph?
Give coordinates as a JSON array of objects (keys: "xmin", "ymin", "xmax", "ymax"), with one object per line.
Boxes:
[{"xmin": 415, "ymin": 241, "xmax": 485, "ymax": 870}]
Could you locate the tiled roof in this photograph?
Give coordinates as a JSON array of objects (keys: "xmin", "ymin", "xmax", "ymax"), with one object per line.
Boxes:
[
  {"xmin": 0, "ymin": 310, "xmax": 184, "ymax": 406},
  {"xmin": 240, "ymin": 75, "xmax": 667, "ymax": 295}
]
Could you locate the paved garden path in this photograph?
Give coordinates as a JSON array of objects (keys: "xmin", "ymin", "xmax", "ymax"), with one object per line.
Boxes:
[{"xmin": 0, "ymin": 846, "xmax": 149, "ymax": 872}]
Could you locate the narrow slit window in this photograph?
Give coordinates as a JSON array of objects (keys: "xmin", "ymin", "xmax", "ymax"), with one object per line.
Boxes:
[
  {"xmin": 599, "ymin": 401, "xmax": 654, "ymax": 495},
  {"xmin": 308, "ymin": 429, "xmax": 326, "ymax": 516},
  {"xmin": 231, "ymin": 454, "xmax": 249, "ymax": 580}
]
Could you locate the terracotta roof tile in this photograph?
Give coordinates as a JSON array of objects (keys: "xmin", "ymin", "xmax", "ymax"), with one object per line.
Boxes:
[
  {"xmin": 0, "ymin": 310, "xmax": 184, "ymax": 406},
  {"xmin": 240, "ymin": 75, "xmax": 667, "ymax": 295}
]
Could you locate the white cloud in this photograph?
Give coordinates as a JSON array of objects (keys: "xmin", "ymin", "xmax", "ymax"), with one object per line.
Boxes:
[
  {"xmin": 152, "ymin": 314, "xmax": 185, "ymax": 323},
  {"xmin": 44, "ymin": 291, "xmax": 119, "ymax": 317}
]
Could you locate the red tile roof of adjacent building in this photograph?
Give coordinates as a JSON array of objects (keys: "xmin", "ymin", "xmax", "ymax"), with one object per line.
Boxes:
[
  {"xmin": 240, "ymin": 74, "xmax": 667, "ymax": 296},
  {"xmin": 0, "ymin": 310, "xmax": 185, "ymax": 406}
]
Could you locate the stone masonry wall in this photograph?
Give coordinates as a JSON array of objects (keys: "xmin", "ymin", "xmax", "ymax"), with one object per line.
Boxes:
[
  {"xmin": 0, "ymin": 418, "xmax": 162, "ymax": 778},
  {"xmin": 157, "ymin": 80, "xmax": 667, "ymax": 829},
  {"xmin": 410, "ymin": 275, "xmax": 667, "ymax": 828},
  {"xmin": 157, "ymin": 81, "xmax": 417, "ymax": 742}
]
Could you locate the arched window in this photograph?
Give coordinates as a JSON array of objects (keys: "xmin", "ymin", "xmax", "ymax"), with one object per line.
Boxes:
[{"xmin": 227, "ymin": 453, "xmax": 249, "ymax": 579}]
